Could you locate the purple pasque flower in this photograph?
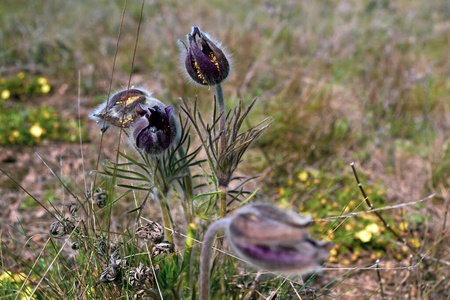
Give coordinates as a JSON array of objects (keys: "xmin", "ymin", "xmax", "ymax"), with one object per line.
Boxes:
[
  {"xmin": 90, "ymin": 88, "xmax": 163, "ymax": 134},
  {"xmin": 199, "ymin": 204, "xmax": 333, "ymax": 299},
  {"xmin": 89, "ymin": 88, "xmax": 146, "ymax": 133},
  {"xmin": 178, "ymin": 26, "xmax": 230, "ymax": 86},
  {"xmin": 132, "ymin": 103, "xmax": 178, "ymax": 155},
  {"xmin": 227, "ymin": 204, "xmax": 333, "ymax": 273}
]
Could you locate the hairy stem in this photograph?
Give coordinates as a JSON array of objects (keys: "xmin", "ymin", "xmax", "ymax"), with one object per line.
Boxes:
[
  {"xmin": 216, "ymin": 83, "xmax": 229, "ymax": 219},
  {"xmin": 215, "ymin": 83, "xmax": 226, "ymax": 154},
  {"xmin": 199, "ymin": 218, "xmax": 231, "ymax": 300}
]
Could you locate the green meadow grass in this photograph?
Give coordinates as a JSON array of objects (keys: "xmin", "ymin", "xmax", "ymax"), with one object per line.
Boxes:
[{"xmin": 1, "ymin": 0, "xmax": 449, "ymax": 298}]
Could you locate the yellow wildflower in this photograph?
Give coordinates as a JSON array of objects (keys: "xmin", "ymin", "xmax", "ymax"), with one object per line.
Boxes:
[
  {"xmin": 297, "ymin": 171, "xmax": 308, "ymax": 182},
  {"xmin": 394, "ymin": 253, "xmax": 403, "ymax": 261},
  {"xmin": 30, "ymin": 123, "xmax": 45, "ymax": 138},
  {"xmin": 328, "ymin": 256, "xmax": 339, "ymax": 263},
  {"xmin": 1, "ymin": 89, "xmax": 10, "ymax": 99},
  {"xmin": 278, "ymin": 198, "xmax": 291, "ymax": 210},
  {"xmin": 320, "ymin": 198, "xmax": 327, "ymax": 205},
  {"xmin": 278, "ymin": 187, "xmax": 285, "ymax": 197},
  {"xmin": 329, "ymin": 248, "xmax": 338, "ymax": 256},
  {"xmin": 409, "ymin": 238, "xmax": 421, "ymax": 248},
  {"xmin": 12, "ymin": 130, "xmax": 20, "ymax": 138},
  {"xmin": 21, "ymin": 285, "xmax": 37, "ymax": 300},
  {"xmin": 342, "ymin": 259, "xmax": 351, "ymax": 265},
  {"xmin": 0, "ymin": 270, "xmax": 27, "ymax": 283},
  {"xmin": 355, "ymin": 229, "xmax": 372, "ymax": 243},
  {"xmin": 399, "ymin": 221, "xmax": 408, "ymax": 232},
  {"xmin": 366, "ymin": 223, "xmax": 380, "ymax": 234},
  {"xmin": 17, "ymin": 72, "xmax": 25, "ymax": 79},
  {"xmin": 42, "ymin": 110, "xmax": 51, "ymax": 119},
  {"xmin": 37, "ymin": 77, "xmax": 48, "ymax": 85},
  {"xmin": 41, "ymin": 84, "xmax": 51, "ymax": 94}
]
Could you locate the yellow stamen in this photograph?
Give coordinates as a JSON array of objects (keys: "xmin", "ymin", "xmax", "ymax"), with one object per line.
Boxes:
[
  {"xmin": 208, "ymin": 54, "xmax": 220, "ymax": 72},
  {"xmin": 117, "ymin": 95, "xmax": 141, "ymax": 106},
  {"xmin": 194, "ymin": 61, "xmax": 207, "ymax": 84}
]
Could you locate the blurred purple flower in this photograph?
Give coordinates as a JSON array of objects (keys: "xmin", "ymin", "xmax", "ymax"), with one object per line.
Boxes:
[
  {"xmin": 200, "ymin": 204, "xmax": 333, "ymax": 298},
  {"xmin": 227, "ymin": 204, "xmax": 333, "ymax": 272}
]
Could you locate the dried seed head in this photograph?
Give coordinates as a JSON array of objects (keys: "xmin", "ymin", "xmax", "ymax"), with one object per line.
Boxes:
[
  {"xmin": 49, "ymin": 220, "xmax": 72, "ymax": 239},
  {"xmin": 95, "ymin": 236, "xmax": 109, "ymax": 257},
  {"xmin": 87, "ymin": 188, "xmax": 108, "ymax": 208},
  {"xmin": 67, "ymin": 203, "xmax": 80, "ymax": 220},
  {"xmin": 108, "ymin": 249, "xmax": 128, "ymax": 269},
  {"xmin": 71, "ymin": 240, "xmax": 79, "ymax": 250},
  {"xmin": 99, "ymin": 263, "xmax": 121, "ymax": 284},
  {"xmin": 127, "ymin": 263, "xmax": 152, "ymax": 288},
  {"xmin": 136, "ymin": 221, "xmax": 164, "ymax": 244},
  {"xmin": 152, "ymin": 242, "xmax": 175, "ymax": 257}
]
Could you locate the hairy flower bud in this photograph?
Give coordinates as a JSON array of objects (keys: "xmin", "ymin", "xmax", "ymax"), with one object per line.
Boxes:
[
  {"xmin": 227, "ymin": 204, "xmax": 333, "ymax": 273},
  {"xmin": 89, "ymin": 88, "xmax": 164, "ymax": 134},
  {"xmin": 178, "ymin": 26, "xmax": 230, "ymax": 86},
  {"xmin": 132, "ymin": 103, "xmax": 178, "ymax": 155}
]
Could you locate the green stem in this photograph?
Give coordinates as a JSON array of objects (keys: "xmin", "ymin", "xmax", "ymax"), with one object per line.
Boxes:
[
  {"xmin": 182, "ymin": 222, "xmax": 197, "ymax": 297},
  {"xmin": 219, "ymin": 185, "xmax": 227, "ymax": 218},
  {"xmin": 158, "ymin": 192, "xmax": 174, "ymax": 244},
  {"xmin": 175, "ymin": 146, "xmax": 196, "ymax": 294},
  {"xmin": 177, "ymin": 146, "xmax": 195, "ymax": 222},
  {"xmin": 199, "ymin": 218, "xmax": 231, "ymax": 300}
]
